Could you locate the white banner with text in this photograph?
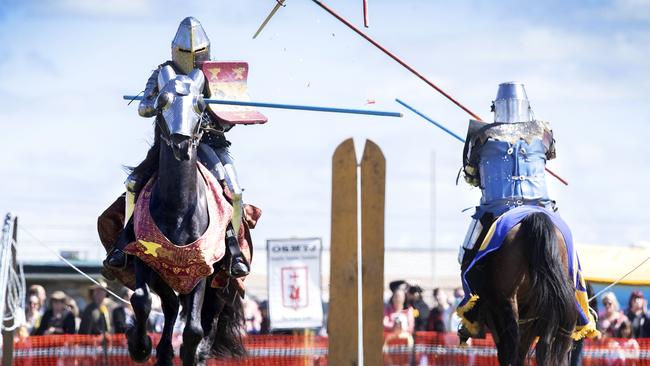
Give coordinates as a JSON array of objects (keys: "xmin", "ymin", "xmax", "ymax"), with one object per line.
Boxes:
[{"xmin": 267, "ymin": 238, "xmax": 323, "ymax": 329}]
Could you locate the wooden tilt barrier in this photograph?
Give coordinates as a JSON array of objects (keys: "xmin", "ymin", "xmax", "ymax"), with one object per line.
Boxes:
[{"xmin": 329, "ymin": 139, "xmax": 386, "ymax": 365}]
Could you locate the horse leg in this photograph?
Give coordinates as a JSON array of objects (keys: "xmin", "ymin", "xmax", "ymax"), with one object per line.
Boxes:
[
  {"xmin": 205, "ymin": 280, "xmax": 246, "ymax": 358},
  {"xmin": 196, "ymin": 282, "xmax": 226, "ymax": 364},
  {"xmin": 180, "ymin": 278, "xmax": 207, "ymax": 366},
  {"xmin": 516, "ymin": 321, "xmax": 536, "ymax": 364},
  {"xmin": 127, "ymin": 258, "xmax": 153, "ymax": 362},
  {"xmin": 484, "ymin": 294, "xmax": 520, "ymax": 366},
  {"xmin": 148, "ymin": 273, "xmax": 180, "ymax": 366}
]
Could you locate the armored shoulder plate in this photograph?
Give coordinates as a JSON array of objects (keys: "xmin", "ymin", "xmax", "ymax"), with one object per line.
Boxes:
[{"xmin": 470, "ymin": 120, "xmax": 554, "ymax": 151}]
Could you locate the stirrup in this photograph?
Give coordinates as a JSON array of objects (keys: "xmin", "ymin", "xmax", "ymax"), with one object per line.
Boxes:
[
  {"xmin": 105, "ymin": 248, "xmax": 128, "ymax": 269},
  {"xmin": 229, "ymin": 256, "xmax": 249, "ymax": 278}
]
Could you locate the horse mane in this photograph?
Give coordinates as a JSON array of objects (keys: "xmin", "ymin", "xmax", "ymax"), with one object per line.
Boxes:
[{"xmin": 125, "ymin": 122, "xmax": 161, "ymax": 197}]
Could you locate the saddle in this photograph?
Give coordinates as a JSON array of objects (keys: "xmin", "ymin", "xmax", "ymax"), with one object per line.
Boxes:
[{"xmin": 97, "ymin": 164, "xmax": 261, "ymax": 296}]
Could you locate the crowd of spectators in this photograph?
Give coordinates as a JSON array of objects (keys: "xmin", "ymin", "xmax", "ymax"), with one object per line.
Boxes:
[
  {"xmin": 582, "ymin": 289, "xmax": 650, "ymax": 363},
  {"xmin": 15, "ymin": 282, "xmax": 170, "ymax": 338},
  {"xmin": 382, "ymin": 280, "xmax": 465, "ymax": 341},
  {"xmin": 15, "ymin": 279, "xmax": 650, "ymax": 351},
  {"xmin": 595, "ymin": 289, "xmax": 650, "ymax": 342},
  {"xmin": 15, "ymin": 282, "xmax": 118, "ymax": 338},
  {"xmin": 379, "ymin": 281, "xmax": 650, "ymax": 341},
  {"xmin": 14, "ymin": 282, "xmax": 277, "ymax": 339}
]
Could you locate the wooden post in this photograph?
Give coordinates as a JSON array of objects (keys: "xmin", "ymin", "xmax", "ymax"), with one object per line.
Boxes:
[
  {"xmin": 360, "ymin": 140, "xmax": 385, "ymax": 366},
  {"xmin": 329, "ymin": 139, "xmax": 386, "ymax": 365},
  {"xmin": 2, "ymin": 216, "xmax": 17, "ymax": 366},
  {"xmin": 328, "ymin": 139, "xmax": 359, "ymax": 366}
]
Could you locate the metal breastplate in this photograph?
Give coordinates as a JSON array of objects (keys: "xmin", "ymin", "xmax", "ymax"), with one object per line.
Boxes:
[{"xmin": 478, "ymin": 137, "xmax": 550, "ymax": 205}]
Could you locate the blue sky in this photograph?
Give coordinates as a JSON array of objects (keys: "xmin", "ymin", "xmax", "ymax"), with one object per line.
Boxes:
[{"xmin": 0, "ymin": 0, "xmax": 648, "ymax": 261}]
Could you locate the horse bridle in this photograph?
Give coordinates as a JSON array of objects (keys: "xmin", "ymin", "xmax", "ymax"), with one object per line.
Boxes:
[{"xmin": 155, "ymin": 105, "xmax": 207, "ymax": 150}]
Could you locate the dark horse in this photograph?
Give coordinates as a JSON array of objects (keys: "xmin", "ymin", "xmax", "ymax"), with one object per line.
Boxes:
[
  {"xmin": 117, "ymin": 66, "xmax": 245, "ymax": 366},
  {"xmin": 467, "ymin": 211, "xmax": 578, "ymax": 365}
]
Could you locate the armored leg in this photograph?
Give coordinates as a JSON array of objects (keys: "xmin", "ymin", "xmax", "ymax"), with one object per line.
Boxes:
[
  {"xmin": 225, "ymin": 224, "xmax": 249, "ymax": 278},
  {"xmin": 105, "ymin": 217, "xmax": 135, "ymax": 269},
  {"xmin": 105, "ymin": 173, "xmax": 139, "ymax": 269},
  {"xmin": 197, "ymin": 144, "xmax": 249, "ymax": 278}
]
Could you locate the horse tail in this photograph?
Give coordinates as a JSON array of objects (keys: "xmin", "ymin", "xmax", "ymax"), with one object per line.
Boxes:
[
  {"xmin": 520, "ymin": 212, "xmax": 577, "ymax": 365},
  {"xmin": 211, "ymin": 289, "xmax": 246, "ymax": 357}
]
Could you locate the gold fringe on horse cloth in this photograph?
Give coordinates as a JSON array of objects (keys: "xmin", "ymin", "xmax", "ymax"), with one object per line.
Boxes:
[{"xmin": 456, "ymin": 294, "xmax": 481, "ymax": 338}]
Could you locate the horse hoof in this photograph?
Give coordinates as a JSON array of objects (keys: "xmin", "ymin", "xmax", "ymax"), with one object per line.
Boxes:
[
  {"xmin": 154, "ymin": 358, "xmax": 175, "ymax": 366},
  {"xmin": 179, "ymin": 344, "xmax": 186, "ymax": 360},
  {"xmin": 180, "ymin": 344, "xmax": 201, "ymax": 366},
  {"xmin": 195, "ymin": 339, "xmax": 212, "ymax": 365},
  {"xmin": 155, "ymin": 344, "xmax": 175, "ymax": 366},
  {"xmin": 128, "ymin": 333, "xmax": 152, "ymax": 363}
]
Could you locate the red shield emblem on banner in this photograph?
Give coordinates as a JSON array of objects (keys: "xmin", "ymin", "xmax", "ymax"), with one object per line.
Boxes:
[
  {"xmin": 201, "ymin": 61, "xmax": 267, "ymax": 125},
  {"xmin": 281, "ymin": 267, "xmax": 309, "ymax": 310}
]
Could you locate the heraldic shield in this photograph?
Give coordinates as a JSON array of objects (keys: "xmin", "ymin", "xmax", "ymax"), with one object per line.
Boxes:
[{"xmin": 201, "ymin": 61, "xmax": 268, "ymax": 125}]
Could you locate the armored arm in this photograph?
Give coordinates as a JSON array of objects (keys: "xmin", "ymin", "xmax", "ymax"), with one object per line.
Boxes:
[
  {"xmin": 138, "ymin": 68, "xmax": 160, "ymax": 118},
  {"xmin": 545, "ymin": 127, "xmax": 556, "ymax": 160},
  {"xmin": 462, "ymin": 120, "xmax": 487, "ymax": 187},
  {"xmin": 462, "ymin": 138, "xmax": 480, "ymax": 187}
]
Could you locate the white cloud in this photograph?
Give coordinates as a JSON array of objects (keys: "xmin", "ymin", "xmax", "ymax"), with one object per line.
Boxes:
[
  {"xmin": 58, "ymin": 0, "xmax": 153, "ymax": 17},
  {"xmin": 608, "ymin": 0, "xmax": 650, "ymax": 21}
]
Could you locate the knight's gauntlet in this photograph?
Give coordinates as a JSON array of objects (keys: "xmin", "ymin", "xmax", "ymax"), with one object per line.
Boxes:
[
  {"xmin": 464, "ymin": 165, "xmax": 480, "ymax": 187},
  {"xmin": 138, "ymin": 68, "xmax": 160, "ymax": 118}
]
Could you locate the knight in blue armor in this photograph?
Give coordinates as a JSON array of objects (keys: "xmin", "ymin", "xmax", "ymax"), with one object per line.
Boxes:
[
  {"xmin": 104, "ymin": 17, "xmax": 250, "ymax": 278},
  {"xmin": 458, "ymin": 81, "xmax": 556, "ymax": 271},
  {"xmin": 455, "ymin": 82, "xmax": 601, "ymax": 344}
]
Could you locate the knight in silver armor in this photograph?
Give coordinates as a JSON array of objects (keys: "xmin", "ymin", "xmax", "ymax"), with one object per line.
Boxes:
[
  {"xmin": 458, "ymin": 82, "xmax": 557, "ymax": 268},
  {"xmin": 106, "ymin": 17, "xmax": 249, "ymax": 277}
]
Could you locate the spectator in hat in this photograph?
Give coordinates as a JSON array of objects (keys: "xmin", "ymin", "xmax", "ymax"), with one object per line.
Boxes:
[
  {"xmin": 32, "ymin": 291, "xmax": 76, "ymax": 335},
  {"xmin": 625, "ymin": 290, "xmax": 650, "ymax": 338},
  {"xmin": 79, "ymin": 280, "xmax": 112, "ymax": 334},
  {"xmin": 406, "ymin": 285, "xmax": 429, "ymax": 331}
]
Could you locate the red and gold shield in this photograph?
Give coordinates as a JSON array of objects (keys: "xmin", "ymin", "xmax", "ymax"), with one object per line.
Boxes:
[{"xmin": 201, "ymin": 61, "xmax": 268, "ymax": 125}]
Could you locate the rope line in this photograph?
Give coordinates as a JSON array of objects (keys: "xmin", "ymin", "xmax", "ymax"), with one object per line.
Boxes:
[
  {"xmin": 18, "ymin": 225, "xmax": 130, "ymax": 305},
  {"xmin": 589, "ymin": 255, "xmax": 650, "ymax": 302},
  {"xmin": 1, "ymin": 213, "xmax": 26, "ymax": 332}
]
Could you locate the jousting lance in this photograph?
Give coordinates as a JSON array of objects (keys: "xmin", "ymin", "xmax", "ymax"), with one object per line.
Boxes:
[
  {"xmin": 252, "ymin": 0, "xmax": 286, "ymax": 39},
  {"xmin": 123, "ymin": 95, "xmax": 403, "ymax": 118},
  {"xmin": 311, "ymin": 0, "xmax": 568, "ymax": 185},
  {"xmin": 363, "ymin": 0, "xmax": 369, "ymax": 27},
  {"xmin": 312, "ymin": 0, "xmax": 481, "ymax": 121},
  {"xmin": 396, "ymin": 98, "xmax": 569, "ymax": 186}
]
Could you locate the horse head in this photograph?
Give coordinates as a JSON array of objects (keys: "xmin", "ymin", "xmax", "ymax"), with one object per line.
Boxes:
[{"xmin": 155, "ymin": 65, "xmax": 207, "ymax": 161}]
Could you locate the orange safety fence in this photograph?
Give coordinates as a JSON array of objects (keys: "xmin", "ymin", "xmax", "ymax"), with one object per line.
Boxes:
[{"xmin": 2, "ymin": 332, "xmax": 650, "ymax": 365}]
